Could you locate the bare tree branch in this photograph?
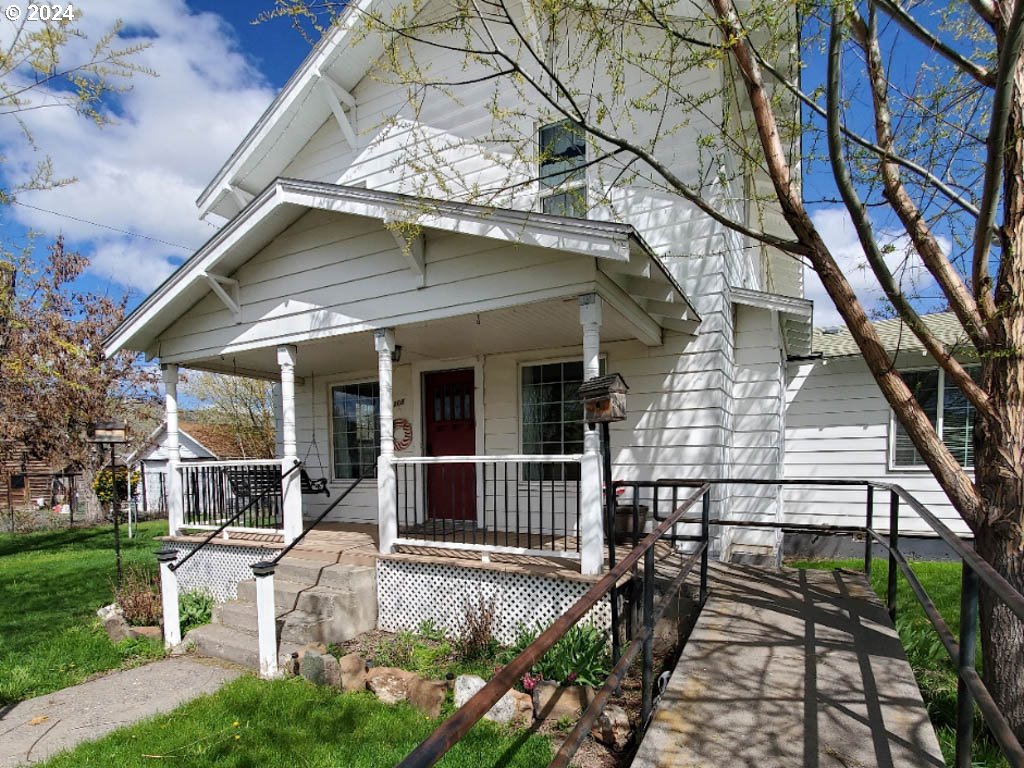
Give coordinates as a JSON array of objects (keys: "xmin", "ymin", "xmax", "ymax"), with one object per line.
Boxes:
[
  {"xmin": 972, "ymin": 0, "xmax": 1024, "ymax": 318},
  {"xmin": 852, "ymin": 7, "xmax": 993, "ymax": 358},
  {"xmin": 872, "ymin": 0, "xmax": 995, "ymax": 86}
]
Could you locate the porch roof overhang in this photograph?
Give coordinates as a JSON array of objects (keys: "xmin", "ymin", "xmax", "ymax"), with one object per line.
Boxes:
[
  {"xmin": 104, "ymin": 179, "xmax": 699, "ymax": 361},
  {"xmin": 731, "ymin": 287, "xmax": 813, "ymax": 356}
]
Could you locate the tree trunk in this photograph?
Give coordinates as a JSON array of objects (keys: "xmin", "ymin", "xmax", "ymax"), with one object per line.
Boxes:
[{"xmin": 973, "ymin": 523, "xmax": 1024, "ymax": 741}]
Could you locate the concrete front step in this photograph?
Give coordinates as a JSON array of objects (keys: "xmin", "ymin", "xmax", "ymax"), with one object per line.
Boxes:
[
  {"xmin": 184, "ymin": 622, "xmax": 303, "ymax": 671},
  {"xmin": 189, "ymin": 557, "xmax": 378, "ymax": 671}
]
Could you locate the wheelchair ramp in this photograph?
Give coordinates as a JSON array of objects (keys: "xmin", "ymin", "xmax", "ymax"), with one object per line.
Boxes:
[{"xmin": 633, "ymin": 564, "xmax": 945, "ymax": 768}]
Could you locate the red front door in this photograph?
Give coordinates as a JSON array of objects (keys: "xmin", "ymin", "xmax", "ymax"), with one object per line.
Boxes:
[{"xmin": 424, "ymin": 369, "xmax": 476, "ymax": 520}]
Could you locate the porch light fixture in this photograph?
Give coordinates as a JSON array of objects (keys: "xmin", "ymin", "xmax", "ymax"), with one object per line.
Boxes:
[
  {"xmin": 579, "ymin": 373, "xmax": 629, "ymax": 424},
  {"xmin": 391, "ymin": 345, "xmax": 402, "ymax": 363}
]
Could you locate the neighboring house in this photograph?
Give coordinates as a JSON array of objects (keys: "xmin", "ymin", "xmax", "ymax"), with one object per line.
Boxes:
[
  {"xmin": 1, "ymin": 446, "xmax": 81, "ymax": 519},
  {"xmin": 126, "ymin": 422, "xmax": 221, "ymax": 514},
  {"xmin": 783, "ymin": 312, "xmax": 975, "ymax": 549}
]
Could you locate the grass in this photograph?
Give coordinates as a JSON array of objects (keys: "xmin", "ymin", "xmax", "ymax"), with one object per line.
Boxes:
[
  {"xmin": 790, "ymin": 558, "xmax": 1009, "ymax": 767},
  {"xmin": 0, "ymin": 520, "xmax": 169, "ymax": 705},
  {"xmin": 36, "ymin": 676, "xmax": 552, "ymax": 768}
]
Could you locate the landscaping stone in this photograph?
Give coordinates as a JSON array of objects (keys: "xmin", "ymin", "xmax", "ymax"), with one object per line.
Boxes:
[
  {"xmin": 97, "ymin": 603, "xmax": 130, "ymax": 643},
  {"xmin": 366, "ymin": 667, "xmax": 417, "ymax": 705},
  {"xmin": 300, "ymin": 649, "xmax": 326, "ymax": 685},
  {"xmin": 338, "ymin": 653, "xmax": 366, "ymax": 691},
  {"xmin": 322, "ymin": 654, "xmax": 341, "ymax": 688},
  {"xmin": 128, "ymin": 626, "xmax": 162, "ymax": 641},
  {"xmin": 407, "ymin": 677, "xmax": 447, "ymax": 718},
  {"xmin": 591, "ymin": 704, "xmax": 631, "ymax": 751},
  {"xmin": 453, "ymin": 675, "xmax": 531, "ymax": 725},
  {"xmin": 533, "ymin": 681, "xmax": 595, "ymax": 722},
  {"xmin": 653, "ymin": 616, "xmax": 679, "ymax": 656}
]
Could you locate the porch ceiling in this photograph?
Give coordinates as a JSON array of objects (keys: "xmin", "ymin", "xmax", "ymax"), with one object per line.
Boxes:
[{"xmin": 185, "ymin": 298, "xmax": 648, "ymax": 380}]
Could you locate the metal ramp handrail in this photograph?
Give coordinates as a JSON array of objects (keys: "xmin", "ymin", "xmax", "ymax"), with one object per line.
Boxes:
[{"xmin": 396, "ymin": 477, "xmax": 1024, "ymax": 768}]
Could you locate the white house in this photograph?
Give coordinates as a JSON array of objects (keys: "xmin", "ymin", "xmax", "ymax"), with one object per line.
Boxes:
[
  {"xmin": 127, "ymin": 422, "xmax": 220, "ymax": 515},
  {"xmin": 100, "ymin": 0, "xmax": 968, "ymax": 665},
  {"xmin": 783, "ymin": 312, "xmax": 976, "ymax": 552}
]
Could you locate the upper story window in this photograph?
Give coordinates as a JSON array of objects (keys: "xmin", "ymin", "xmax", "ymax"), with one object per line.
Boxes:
[
  {"xmin": 890, "ymin": 366, "xmax": 979, "ymax": 469},
  {"xmin": 538, "ymin": 120, "xmax": 587, "ymax": 218},
  {"xmin": 331, "ymin": 381, "xmax": 380, "ymax": 479}
]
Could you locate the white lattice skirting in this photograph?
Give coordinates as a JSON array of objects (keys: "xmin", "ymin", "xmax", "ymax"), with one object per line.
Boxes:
[
  {"xmin": 165, "ymin": 542, "xmax": 280, "ymax": 602},
  {"xmin": 377, "ymin": 560, "xmax": 611, "ymax": 644}
]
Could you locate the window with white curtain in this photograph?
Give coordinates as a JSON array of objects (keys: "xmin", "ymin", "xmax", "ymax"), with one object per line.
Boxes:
[
  {"xmin": 890, "ymin": 366, "xmax": 979, "ymax": 469},
  {"xmin": 331, "ymin": 381, "xmax": 380, "ymax": 479}
]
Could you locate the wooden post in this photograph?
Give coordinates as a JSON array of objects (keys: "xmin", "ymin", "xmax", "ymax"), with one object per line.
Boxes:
[
  {"xmin": 156, "ymin": 548, "xmax": 181, "ymax": 648},
  {"xmin": 277, "ymin": 346, "xmax": 301, "ymax": 544},
  {"xmin": 252, "ymin": 561, "xmax": 280, "ymax": 679},
  {"xmin": 376, "ymin": 329, "xmax": 397, "ymax": 554}
]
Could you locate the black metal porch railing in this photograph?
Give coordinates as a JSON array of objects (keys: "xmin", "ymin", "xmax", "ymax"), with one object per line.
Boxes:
[
  {"xmin": 169, "ymin": 460, "xmax": 301, "ymax": 575},
  {"xmin": 181, "ymin": 460, "xmax": 286, "ymax": 530},
  {"xmin": 398, "ymin": 477, "xmax": 1024, "ymax": 768},
  {"xmin": 394, "ymin": 457, "xmax": 582, "ymax": 554}
]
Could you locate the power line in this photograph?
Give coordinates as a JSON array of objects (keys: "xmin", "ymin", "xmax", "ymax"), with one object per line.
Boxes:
[{"xmin": 11, "ymin": 200, "xmax": 195, "ymax": 251}]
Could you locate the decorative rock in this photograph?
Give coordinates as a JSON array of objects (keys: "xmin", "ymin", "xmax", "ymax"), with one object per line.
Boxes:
[
  {"xmin": 533, "ymin": 681, "xmax": 595, "ymax": 722},
  {"xmin": 407, "ymin": 677, "xmax": 447, "ymax": 718},
  {"xmin": 301, "ymin": 649, "xmax": 327, "ymax": 686},
  {"xmin": 322, "ymin": 654, "xmax": 341, "ymax": 688},
  {"xmin": 509, "ymin": 690, "xmax": 534, "ymax": 724},
  {"xmin": 653, "ymin": 616, "xmax": 680, "ymax": 656},
  {"xmin": 453, "ymin": 675, "xmax": 531, "ymax": 725},
  {"xmin": 366, "ymin": 667, "xmax": 417, "ymax": 705},
  {"xmin": 453, "ymin": 674, "xmax": 486, "ymax": 709},
  {"xmin": 338, "ymin": 653, "xmax": 366, "ymax": 691},
  {"xmin": 97, "ymin": 603, "xmax": 130, "ymax": 643},
  {"xmin": 591, "ymin": 704, "xmax": 631, "ymax": 751},
  {"xmin": 128, "ymin": 626, "xmax": 162, "ymax": 641}
]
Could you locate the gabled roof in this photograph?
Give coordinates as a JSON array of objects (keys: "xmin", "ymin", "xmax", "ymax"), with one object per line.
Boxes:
[
  {"xmin": 812, "ymin": 312, "xmax": 974, "ymax": 359},
  {"xmin": 126, "ymin": 421, "xmax": 219, "ymax": 463},
  {"xmin": 105, "ymin": 178, "xmax": 696, "ymax": 358},
  {"xmin": 197, "ymin": 0, "xmax": 398, "ymax": 218}
]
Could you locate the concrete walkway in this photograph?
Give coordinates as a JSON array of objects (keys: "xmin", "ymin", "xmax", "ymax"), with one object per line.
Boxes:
[
  {"xmin": 634, "ymin": 564, "xmax": 945, "ymax": 768},
  {"xmin": 0, "ymin": 658, "xmax": 242, "ymax": 766}
]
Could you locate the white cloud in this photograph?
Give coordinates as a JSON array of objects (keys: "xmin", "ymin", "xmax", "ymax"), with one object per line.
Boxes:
[
  {"xmin": 0, "ymin": 1, "xmax": 276, "ymax": 290},
  {"xmin": 805, "ymin": 207, "xmax": 949, "ymax": 328}
]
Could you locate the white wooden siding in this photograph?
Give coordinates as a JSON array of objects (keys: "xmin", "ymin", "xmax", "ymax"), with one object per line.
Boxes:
[{"xmin": 783, "ymin": 356, "xmax": 971, "ymax": 535}]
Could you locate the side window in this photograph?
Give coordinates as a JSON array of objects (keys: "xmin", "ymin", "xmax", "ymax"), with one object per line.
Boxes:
[
  {"xmin": 539, "ymin": 120, "xmax": 587, "ymax": 218},
  {"xmin": 891, "ymin": 366, "xmax": 978, "ymax": 469},
  {"xmin": 331, "ymin": 381, "xmax": 381, "ymax": 479}
]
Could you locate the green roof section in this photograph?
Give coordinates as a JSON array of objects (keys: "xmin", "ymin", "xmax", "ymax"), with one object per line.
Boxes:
[{"xmin": 812, "ymin": 312, "xmax": 974, "ymax": 359}]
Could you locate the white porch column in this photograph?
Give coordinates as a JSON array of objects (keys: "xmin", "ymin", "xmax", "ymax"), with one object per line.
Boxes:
[
  {"xmin": 251, "ymin": 562, "xmax": 280, "ymax": 679},
  {"xmin": 578, "ymin": 294, "xmax": 604, "ymax": 575},
  {"xmin": 375, "ymin": 328, "xmax": 397, "ymax": 554},
  {"xmin": 161, "ymin": 364, "xmax": 183, "ymax": 536},
  {"xmin": 277, "ymin": 345, "xmax": 302, "ymax": 544},
  {"xmin": 580, "ymin": 294, "xmax": 602, "ymax": 455}
]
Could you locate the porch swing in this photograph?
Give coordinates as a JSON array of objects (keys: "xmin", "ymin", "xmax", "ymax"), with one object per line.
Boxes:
[{"xmin": 299, "ymin": 372, "xmax": 330, "ymax": 497}]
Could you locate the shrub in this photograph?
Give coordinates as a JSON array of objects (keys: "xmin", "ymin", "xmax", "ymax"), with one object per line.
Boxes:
[
  {"xmin": 92, "ymin": 467, "xmax": 140, "ymax": 509},
  {"xmin": 179, "ymin": 589, "xmax": 213, "ymax": 633},
  {"xmin": 499, "ymin": 622, "xmax": 611, "ymax": 687},
  {"xmin": 115, "ymin": 564, "xmax": 162, "ymax": 626},
  {"xmin": 455, "ymin": 593, "xmax": 499, "ymax": 661}
]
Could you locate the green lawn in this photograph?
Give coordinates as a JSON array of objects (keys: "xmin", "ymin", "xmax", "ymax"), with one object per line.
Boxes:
[
  {"xmin": 791, "ymin": 559, "xmax": 1008, "ymax": 768},
  {"xmin": 0, "ymin": 520, "xmax": 168, "ymax": 705},
  {"xmin": 37, "ymin": 676, "xmax": 551, "ymax": 768}
]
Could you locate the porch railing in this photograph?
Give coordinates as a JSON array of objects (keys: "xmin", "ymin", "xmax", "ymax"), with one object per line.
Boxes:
[
  {"xmin": 180, "ymin": 459, "xmax": 286, "ymax": 531},
  {"xmin": 393, "ymin": 455, "xmax": 584, "ymax": 558}
]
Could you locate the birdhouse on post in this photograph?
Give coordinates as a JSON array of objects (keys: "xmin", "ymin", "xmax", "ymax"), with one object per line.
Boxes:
[{"xmin": 578, "ymin": 373, "xmax": 629, "ymax": 424}]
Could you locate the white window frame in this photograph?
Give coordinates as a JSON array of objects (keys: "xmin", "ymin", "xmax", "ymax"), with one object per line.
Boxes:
[
  {"xmin": 887, "ymin": 366, "xmax": 976, "ymax": 472},
  {"xmin": 537, "ymin": 119, "xmax": 588, "ymax": 217},
  {"xmin": 328, "ymin": 375, "xmax": 381, "ymax": 482}
]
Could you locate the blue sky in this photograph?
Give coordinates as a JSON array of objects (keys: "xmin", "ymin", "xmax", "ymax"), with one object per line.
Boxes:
[
  {"xmin": 0, "ymin": 2, "xmax": 944, "ymax": 328},
  {"xmin": 0, "ymin": 1, "xmax": 309, "ymax": 307}
]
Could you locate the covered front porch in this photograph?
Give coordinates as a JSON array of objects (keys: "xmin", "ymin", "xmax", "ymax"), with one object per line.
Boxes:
[
  {"xmin": 159, "ymin": 284, "xmax": 689, "ymax": 577},
  {"xmin": 109, "ymin": 182, "xmax": 699, "ymax": 577}
]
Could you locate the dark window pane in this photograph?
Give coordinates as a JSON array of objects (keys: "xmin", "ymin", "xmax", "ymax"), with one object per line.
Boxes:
[
  {"xmin": 539, "ymin": 120, "xmax": 586, "ymax": 189},
  {"xmin": 332, "ymin": 381, "xmax": 381, "ymax": 479}
]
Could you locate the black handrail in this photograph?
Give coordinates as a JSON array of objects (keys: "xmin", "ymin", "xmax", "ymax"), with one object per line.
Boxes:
[
  {"xmin": 396, "ymin": 482, "xmax": 712, "ymax": 768},
  {"xmin": 168, "ymin": 459, "xmax": 301, "ymax": 573},
  {"xmin": 266, "ymin": 474, "xmax": 364, "ymax": 566}
]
